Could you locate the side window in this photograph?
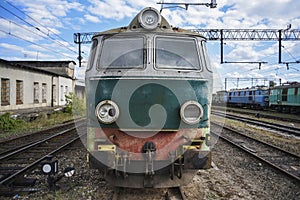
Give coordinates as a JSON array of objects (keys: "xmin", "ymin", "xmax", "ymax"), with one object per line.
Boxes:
[
  {"xmin": 202, "ymin": 41, "xmax": 213, "ymax": 72},
  {"xmin": 87, "ymin": 39, "xmax": 98, "ymax": 71}
]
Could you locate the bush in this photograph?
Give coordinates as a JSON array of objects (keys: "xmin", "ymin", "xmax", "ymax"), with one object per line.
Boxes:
[
  {"xmin": 0, "ymin": 113, "xmax": 26, "ymax": 133},
  {"xmin": 65, "ymin": 92, "xmax": 86, "ymax": 116}
]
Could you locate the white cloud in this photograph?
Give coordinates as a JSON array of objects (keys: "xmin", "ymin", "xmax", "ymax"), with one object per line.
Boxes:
[
  {"xmin": 87, "ymin": 0, "xmax": 138, "ymax": 21},
  {"xmin": 0, "ymin": 43, "xmax": 24, "ymax": 51},
  {"xmin": 84, "ymin": 14, "xmax": 101, "ymax": 23}
]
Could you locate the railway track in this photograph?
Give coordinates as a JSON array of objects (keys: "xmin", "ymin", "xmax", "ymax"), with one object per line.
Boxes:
[
  {"xmin": 112, "ymin": 186, "xmax": 187, "ymax": 200},
  {"xmin": 211, "ymin": 123, "xmax": 300, "ymax": 182},
  {"xmin": 212, "ymin": 106, "xmax": 300, "ymax": 124},
  {"xmin": 0, "ymin": 119, "xmax": 86, "ymax": 195},
  {"xmin": 212, "ymin": 111, "xmax": 300, "ymax": 137},
  {"xmin": 0, "ymin": 119, "xmax": 85, "ymax": 157},
  {"xmin": 165, "ymin": 187, "xmax": 186, "ymax": 200}
]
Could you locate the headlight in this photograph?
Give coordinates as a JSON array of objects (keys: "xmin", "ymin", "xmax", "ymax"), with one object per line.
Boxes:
[
  {"xmin": 180, "ymin": 101, "xmax": 203, "ymax": 125},
  {"xmin": 138, "ymin": 7, "xmax": 161, "ymax": 30},
  {"xmin": 95, "ymin": 100, "xmax": 120, "ymax": 124}
]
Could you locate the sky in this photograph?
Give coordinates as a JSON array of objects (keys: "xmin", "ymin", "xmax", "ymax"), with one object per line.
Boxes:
[{"xmin": 0, "ymin": 0, "xmax": 299, "ymax": 91}]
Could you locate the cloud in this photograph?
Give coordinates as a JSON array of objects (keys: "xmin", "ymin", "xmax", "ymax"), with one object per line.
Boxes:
[
  {"xmin": 84, "ymin": 14, "xmax": 101, "ymax": 23},
  {"xmin": 87, "ymin": 0, "xmax": 137, "ymax": 21},
  {"xmin": 0, "ymin": 43, "xmax": 24, "ymax": 51}
]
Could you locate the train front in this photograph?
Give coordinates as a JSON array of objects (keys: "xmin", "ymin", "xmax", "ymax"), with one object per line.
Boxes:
[{"xmin": 85, "ymin": 7, "xmax": 213, "ymax": 188}]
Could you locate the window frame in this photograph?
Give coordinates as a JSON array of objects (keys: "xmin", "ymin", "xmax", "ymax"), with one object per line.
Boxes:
[
  {"xmin": 96, "ymin": 35, "xmax": 146, "ymax": 70},
  {"xmin": 1, "ymin": 78, "xmax": 10, "ymax": 106},
  {"xmin": 16, "ymin": 80, "xmax": 23, "ymax": 105},
  {"xmin": 154, "ymin": 35, "xmax": 202, "ymax": 71}
]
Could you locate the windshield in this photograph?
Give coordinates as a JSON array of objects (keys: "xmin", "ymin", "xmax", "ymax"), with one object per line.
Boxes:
[
  {"xmin": 98, "ymin": 37, "xmax": 144, "ymax": 69},
  {"xmin": 155, "ymin": 36, "xmax": 200, "ymax": 70}
]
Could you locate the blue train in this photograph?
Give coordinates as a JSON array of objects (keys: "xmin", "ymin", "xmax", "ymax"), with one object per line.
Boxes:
[
  {"xmin": 226, "ymin": 87, "xmax": 269, "ymax": 109},
  {"xmin": 213, "ymin": 82, "xmax": 300, "ymax": 113}
]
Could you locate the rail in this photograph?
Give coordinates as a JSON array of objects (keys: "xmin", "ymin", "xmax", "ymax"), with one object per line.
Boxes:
[{"xmin": 211, "ymin": 123, "xmax": 300, "ymax": 182}]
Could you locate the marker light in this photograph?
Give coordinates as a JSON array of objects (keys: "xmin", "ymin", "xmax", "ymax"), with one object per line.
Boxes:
[
  {"xmin": 41, "ymin": 160, "xmax": 58, "ymax": 175},
  {"xmin": 180, "ymin": 101, "xmax": 203, "ymax": 125},
  {"xmin": 95, "ymin": 100, "xmax": 120, "ymax": 124},
  {"xmin": 138, "ymin": 7, "xmax": 161, "ymax": 30}
]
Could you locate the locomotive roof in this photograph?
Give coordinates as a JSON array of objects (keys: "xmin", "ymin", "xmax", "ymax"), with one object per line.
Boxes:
[
  {"xmin": 228, "ymin": 86, "xmax": 268, "ymax": 92},
  {"xmin": 272, "ymin": 82, "xmax": 300, "ymax": 89},
  {"xmin": 92, "ymin": 7, "xmax": 205, "ymax": 39}
]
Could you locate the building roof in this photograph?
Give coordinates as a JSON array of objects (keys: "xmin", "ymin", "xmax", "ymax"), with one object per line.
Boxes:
[
  {"xmin": 8, "ymin": 60, "xmax": 76, "ymax": 68},
  {"xmin": 0, "ymin": 59, "xmax": 74, "ymax": 79}
]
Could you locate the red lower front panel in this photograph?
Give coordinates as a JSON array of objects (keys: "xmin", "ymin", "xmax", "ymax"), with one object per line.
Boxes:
[{"xmin": 88, "ymin": 128, "xmax": 204, "ymax": 160}]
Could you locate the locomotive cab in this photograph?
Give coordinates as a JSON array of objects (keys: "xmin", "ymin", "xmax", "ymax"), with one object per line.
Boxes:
[{"xmin": 85, "ymin": 7, "xmax": 213, "ymax": 188}]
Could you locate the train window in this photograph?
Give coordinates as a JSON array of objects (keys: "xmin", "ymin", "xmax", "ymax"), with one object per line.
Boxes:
[
  {"xmin": 87, "ymin": 39, "xmax": 98, "ymax": 71},
  {"xmin": 282, "ymin": 88, "xmax": 288, "ymax": 101},
  {"xmin": 202, "ymin": 41, "xmax": 213, "ymax": 72},
  {"xmin": 294, "ymin": 88, "xmax": 298, "ymax": 95},
  {"xmin": 98, "ymin": 37, "xmax": 144, "ymax": 69},
  {"xmin": 155, "ymin": 37, "xmax": 200, "ymax": 70}
]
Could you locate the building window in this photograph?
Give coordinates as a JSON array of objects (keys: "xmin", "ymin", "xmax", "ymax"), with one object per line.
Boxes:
[
  {"xmin": 16, "ymin": 80, "xmax": 23, "ymax": 105},
  {"xmin": 34, "ymin": 82, "xmax": 39, "ymax": 103},
  {"xmin": 42, "ymin": 83, "xmax": 47, "ymax": 103},
  {"xmin": 60, "ymin": 85, "xmax": 64, "ymax": 101},
  {"xmin": 1, "ymin": 78, "xmax": 10, "ymax": 106},
  {"xmin": 65, "ymin": 86, "xmax": 68, "ymax": 95},
  {"xmin": 52, "ymin": 85, "xmax": 56, "ymax": 102}
]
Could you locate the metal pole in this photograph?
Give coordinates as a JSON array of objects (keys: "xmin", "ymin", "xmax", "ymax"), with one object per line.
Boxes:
[
  {"xmin": 78, "ymin": 33, "xmax": 82, "ymax": 68},
  {"xmin": 220, "ymin": 29, "xmax": 224, "ymax": 64},
  {"xmin": 278, "ymin": 30, "xmax": 282, "ymax": 64}
]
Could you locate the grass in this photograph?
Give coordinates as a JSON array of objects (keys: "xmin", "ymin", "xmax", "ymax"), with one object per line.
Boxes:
[{"xmin": 0, "ymin": 111, "xmax": 81, "ymax": 140}]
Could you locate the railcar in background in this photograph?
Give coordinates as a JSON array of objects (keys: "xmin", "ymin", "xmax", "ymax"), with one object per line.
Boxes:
[
  {"xmin": 85, "ymin": 7, "xmax": 213, "ymax": 188},
  {"xmin": 226, "ymin": 87, "xmax": 269, "ymax": 109},
  {"xmin": 269, "ymin": 82, "xmax": 300, "ymax": 113}
]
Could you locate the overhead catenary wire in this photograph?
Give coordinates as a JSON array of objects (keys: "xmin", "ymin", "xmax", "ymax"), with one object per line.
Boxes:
[
  {"xmin": 0, "ymin": 15, "xmax": 57, "ymax": 43},
  {"xmin": 0, "ymin": 2, "xmax": 77, "ymax": 54},
  {"xmin": 3, "ymin": 0, "xmax": 76, "ymax": 49},
  {"xmin": 0, "ymin": 29, "xmax": 76, "ymax": 60}
]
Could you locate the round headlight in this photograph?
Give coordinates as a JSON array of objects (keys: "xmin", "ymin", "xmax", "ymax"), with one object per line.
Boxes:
[
  {"xmin": 138, "ymin": 7, "xmax": 161, "ymax": 30},
  {"xmin": 180, "ymin": 101, "xmax": 203, "ymax": 125},
  {"xmin": 95, "ymin": 100, "xmax": 120, "ymax": 124}
]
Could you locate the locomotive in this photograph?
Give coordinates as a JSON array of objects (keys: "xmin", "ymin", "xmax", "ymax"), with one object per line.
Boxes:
[
  {"xmin": 269, "ymin": 82, "xmax": 300, "ymax": 113},
  {"xmin": 85, "ymin": 7, "xmax": 213, "ymax": 188},
  {"xmin": 226, "ymin": 86, "xmax": 269, "ymax": 109},
  {"xmin": 214, "ymin": 82, "xmax": 300, "ymax": 113}
]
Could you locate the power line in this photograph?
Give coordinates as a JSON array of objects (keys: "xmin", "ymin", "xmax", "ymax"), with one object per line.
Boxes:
[
  {"xmin": 3, "ymin": 0, "xmax": 76, "ymax": 49},
  {"xmin": 0, "ymin": 2, "xmax": 77, "ymax": 54},
  {"xmin": 0, "ymin": 15, "xmax": 79, "ymax": 56},
  {"xmin": 0, "ymin": 15, "xmax": 53, "ymax": 42},
  {"xmin": 0, "ymin": 29, "xmax": 76, "ymax": 60}
]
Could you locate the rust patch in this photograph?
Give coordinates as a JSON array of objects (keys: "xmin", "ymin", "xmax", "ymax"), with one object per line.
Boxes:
[{"xmin": 92, "ymin": 128, "xmax": 203, "ymax": 160}]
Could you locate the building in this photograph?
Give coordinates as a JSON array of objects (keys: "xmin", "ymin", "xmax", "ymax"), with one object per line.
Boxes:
[{"xmin": 0, "ymin": 59, "xmax": 76, "ymax": 112}]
